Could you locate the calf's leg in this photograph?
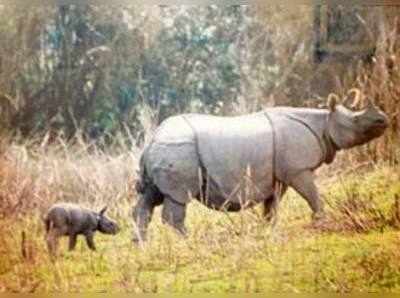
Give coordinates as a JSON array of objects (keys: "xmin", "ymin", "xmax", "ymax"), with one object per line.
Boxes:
[
  {"xmin": 68, "ymin": 233, "xmax": 78, "ymax": 251},
  {"xmin": 46, "ymin": 229, "xmax": 61, "ymax": 257},
  {"xmin": 46, "ymin": 230, "xmax": 56, "ymax": 256},
  {"xmin": 85, "ymin": 231, "xmax": 96, "ymax": 251}
]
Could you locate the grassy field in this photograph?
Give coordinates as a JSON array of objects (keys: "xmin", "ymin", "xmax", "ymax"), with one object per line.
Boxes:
[
  {"xmin": 0, "ymin": 3, "xmax": 399, "ymax": 293},
  {"xmin": 0, "ymin": 141, "xmax": 399, "ymax": 292}
]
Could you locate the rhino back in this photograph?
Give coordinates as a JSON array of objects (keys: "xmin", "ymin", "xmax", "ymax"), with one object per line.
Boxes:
[
  {"xmin": 152, "ymin": 114, "xmax": 195, "ymax": 144},
  {"xmin": 68, "ymin": 207, "xmax": 97, "ymax": 234},
  {"xmin": 47, "ymin": 203, "xmax": 97, "ymax": 234}
]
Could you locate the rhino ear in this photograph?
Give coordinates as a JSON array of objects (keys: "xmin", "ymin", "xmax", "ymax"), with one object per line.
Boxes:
[
  {"xmin": 99, "ymin": 206, "xmax": 108, "ymax": 216},
  {"xmin": 327, "ymin": 94, "xmax": 338, "ymax": 112}
]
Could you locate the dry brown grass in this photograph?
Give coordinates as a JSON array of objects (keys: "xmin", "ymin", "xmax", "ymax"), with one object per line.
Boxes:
[
  {"xmin": 311, "ymin": 164, "xmax": 400, "ymax": 234},
  {"xmin": 0, "ymin": 134, "xmax": 139, "ymax": 220}
]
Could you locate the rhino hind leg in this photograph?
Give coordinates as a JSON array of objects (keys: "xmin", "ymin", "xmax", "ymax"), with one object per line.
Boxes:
[
  {"xmin": 132, "ymin": 185, "xmax": 164, "ymax": 244},
  {"xmin": 263, "ymin": 195, "xmax": 277, "ymax": 222},
  {"xmin": 46, "ymin": 228, "xmax": 62, "ymax": 257},
  {"xmin": 162, "ymin": 196, "xmax": 187, "ymax": 236},
  {"xmin": 263, "ymin": 183, "xmax": 288, "ymax": 222}
]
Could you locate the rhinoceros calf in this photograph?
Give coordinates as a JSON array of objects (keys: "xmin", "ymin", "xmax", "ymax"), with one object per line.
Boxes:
[
  {"xmin": 45, "ymin": 203, "xmax": 119, "ymax": 255},
  {"xmin": 132, "ymin": 93, "xmax": 389, "ymax": 243}
]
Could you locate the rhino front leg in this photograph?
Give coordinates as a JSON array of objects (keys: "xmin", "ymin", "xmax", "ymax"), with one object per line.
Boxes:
[
  {"xmin": 162, "ymin": 196, "xmax": 187, "ymax": 236},
  {"xmin": 288, "ymin": 170, "xmax": 325, "ymax": 220},
  {"xmin": 85, "ymin": 231, "xmax": 96, "ymax": 251},
  {"xmin": 68, "ymin": 233, "xmax": 78, "ymax": 251}
]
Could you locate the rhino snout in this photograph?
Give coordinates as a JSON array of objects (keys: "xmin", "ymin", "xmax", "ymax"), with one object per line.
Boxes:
[
  {"xmin": 111, "ymin": 224, "xmax": 120, "ymax": 235},
  {"xmin": 370, "ymin": 113, "xmax": 389, "ymax": 132},
  {"xmin": 373, "ymin": 115, "xmax": 389, "ymax": 129},
  {"xmin": 106, "ymin": 222, "xmax": 120, "ymax": 235}
]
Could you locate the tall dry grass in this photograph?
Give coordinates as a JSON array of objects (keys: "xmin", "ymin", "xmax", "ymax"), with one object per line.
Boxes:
[{"xmin": 0, "ymin": 133, "xmax": 140, "ymax": 220}]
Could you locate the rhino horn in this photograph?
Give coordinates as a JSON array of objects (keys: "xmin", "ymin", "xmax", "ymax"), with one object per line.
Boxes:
[{"xmin": 343, "ymin": 88, "xmax": 362, "ymax": 110}]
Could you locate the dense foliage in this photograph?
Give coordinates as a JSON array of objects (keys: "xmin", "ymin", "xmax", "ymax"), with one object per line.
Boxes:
[
  {"xmin": 0, "ymin": 4, "xmax": 397, "ymax": 150},
  {"xmin": 0, "ymin": 4, "xmax": 314, "ymax": 140}
]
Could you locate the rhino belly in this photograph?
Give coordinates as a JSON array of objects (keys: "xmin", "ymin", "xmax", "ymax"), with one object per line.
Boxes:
[{"xmin": 196, "ymin": 192, "xmax": 264, "ymax": 212}]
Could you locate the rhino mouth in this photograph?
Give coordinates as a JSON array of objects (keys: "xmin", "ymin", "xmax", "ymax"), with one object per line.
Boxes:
[
  {"xmin": 374, "ymin": 121, "xmax": 389, "ymax": 130},
  {"xmin": 364, "ymin": 124, "xmax": 387, "ymax": 139},
  {"xmin": 110, "ymin": 226, "xmax": 120, "ymax": 235}
]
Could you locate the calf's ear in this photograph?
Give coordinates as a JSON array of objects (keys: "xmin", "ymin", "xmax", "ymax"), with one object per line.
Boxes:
[
  {"xmin": 327, "ymin": 94, "xmax": 338, "ymax": 112},
  {"xmin": 99, "ymin": 206, "xmax": 108, "ymax": 216}
]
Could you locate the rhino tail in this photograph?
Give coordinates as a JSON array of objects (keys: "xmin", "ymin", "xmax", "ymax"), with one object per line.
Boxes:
[{"xmin": 135, "ymin": 146, "xmax": 151, "ymax": 194}]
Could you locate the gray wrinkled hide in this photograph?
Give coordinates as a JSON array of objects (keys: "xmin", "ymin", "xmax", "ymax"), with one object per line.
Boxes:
[
  {"xmin": 133, "ymin": 101, "xmax": 388, "ymax": 242},
  {"xmin": 188, "ymin": 112, "xmax": 275, "ymax": 207},
  {"xmin": 45, "ymin": 203, "xmax": 118, "ymax": 256},
  {"xmin": 46, "ymin": 203, "xmax": 98, "ymax": 235},
  {"xmin": 143, "ymin": 109, "xmax": 328, "ymax": 207}
]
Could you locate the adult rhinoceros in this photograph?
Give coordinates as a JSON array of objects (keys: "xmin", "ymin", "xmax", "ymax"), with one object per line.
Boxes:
[{"xmin": 132, "ymin": 93, "xmax": 389, "ymax": 242}]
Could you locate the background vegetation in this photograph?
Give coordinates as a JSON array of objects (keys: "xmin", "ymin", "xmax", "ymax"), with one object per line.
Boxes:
[{"xmin": 0, "ymin": 3, "xmax": 399, "ymax": 293}]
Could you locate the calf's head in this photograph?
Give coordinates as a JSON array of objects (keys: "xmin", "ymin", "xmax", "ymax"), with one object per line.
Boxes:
[
  {"xmin": 97, "ymin": 206, "xmax": 120, "ymax": 235},
  {"xmin": 327, "ymin": 91, "xmax": 389, "ymax": 149}
]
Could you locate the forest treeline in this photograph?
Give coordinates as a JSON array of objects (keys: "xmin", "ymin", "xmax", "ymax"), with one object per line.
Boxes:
[{"xmin": 0, "ymin": 4, "xmax": 398, "ymax": 153}]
